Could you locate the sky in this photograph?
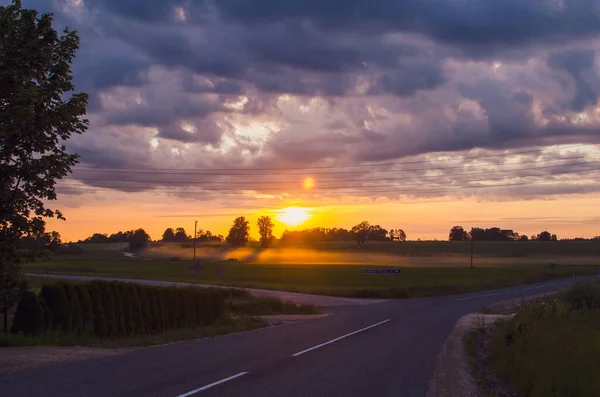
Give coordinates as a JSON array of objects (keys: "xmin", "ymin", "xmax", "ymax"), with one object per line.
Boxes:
[{"xmin": 15, "ymin": 0, "xmax": 600, "ymax": 241}]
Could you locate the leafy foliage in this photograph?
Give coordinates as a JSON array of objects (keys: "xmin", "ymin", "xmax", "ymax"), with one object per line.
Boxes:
[
  {"xmin": 0, "ymin": 0, "xmax": 87, "ymax": 309},
  {"xmin": 128, "ymin": 228, "xmax": 150, "ymax": 250},
  {"xmin": 257, "ymin": 216, "xmax": 274, "ymax": 247},
  {"xmin": 226, "ymin": 216, "xmax": 250, "ymax": 247}
]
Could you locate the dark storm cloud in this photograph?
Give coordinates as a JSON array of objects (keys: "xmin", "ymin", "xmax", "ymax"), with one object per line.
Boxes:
[
  {"xmin": 548, "ymin": 49, "xmax": 600, "ymax": 111},
  {"xmin": 205, "ymin": 0, "xmax": 600, "ymax": 52},
  {"xmin": 370, "ymin": 62, "xmax": 446, "ymax": 96}
]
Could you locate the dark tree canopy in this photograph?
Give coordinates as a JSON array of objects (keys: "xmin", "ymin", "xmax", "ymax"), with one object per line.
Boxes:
[
  {"xmin": 162, "ymin": 228, "xmax": 175, "ymax": 242},
  {"xmin": 351, "ymin": 221, "xmax": 370, "ymax": 247},
  {"xmin": 257, "ymin": 216, "xmax": 274, "ymax": 247},
  {"xmin": 226, "ymin": 217, "xmax": 250, "ymax": 247},
  {"xmin": 128, "ymin": 229, "xmax": 150, "ymax": 250},
  {"xmin": 0, "ymin": 0, "xmax": 87, "ymax": 310},
  {"xmin": 449, "ymin": 226, "xmax": 469, "ymax": 241}
]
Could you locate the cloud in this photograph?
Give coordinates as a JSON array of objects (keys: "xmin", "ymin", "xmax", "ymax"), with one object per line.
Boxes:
[{"xmin": 18, "ymin": 0, "xmax": 600, "ymax": 203}]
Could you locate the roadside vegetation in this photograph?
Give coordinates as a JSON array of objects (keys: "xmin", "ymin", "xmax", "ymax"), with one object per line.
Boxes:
[
  {"xmin": 467, "ymin": 282, "xmax": 600, "ymax": 397},
  {"xmin": 1, "ymin": 279, "xmax": 319, "ymax": 348}
]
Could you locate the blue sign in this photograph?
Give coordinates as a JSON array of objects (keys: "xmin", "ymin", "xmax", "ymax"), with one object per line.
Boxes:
[{"xmin": 364, "ymin": 269, "xmax": 401, "ymax": 274}]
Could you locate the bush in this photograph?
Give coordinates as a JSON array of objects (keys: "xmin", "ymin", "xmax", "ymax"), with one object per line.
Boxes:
[
  {"xmin": 11, "ymin": 291, "xmax": 46, "ymax": 336},
  {"xmin": 74, "ymin": 285, "xmax": 94, "ymax": 332},
  {"xmin": 111, "ymin": 283, "xmax": 127, "ymax": 336},
  {"xmin": 15, "ymin": 281, "xmax": 227, "ymax": 340},
  {"xmin": 57, "ymin": 282, "xmax": 83, "ymax": 334},
  {"xmin": 562, "ymin": 282, "xmax": 600, "ymax": 310},
  {"xmin": 39, "ymin": 285, "xmax": 69, "ymax": 331}
]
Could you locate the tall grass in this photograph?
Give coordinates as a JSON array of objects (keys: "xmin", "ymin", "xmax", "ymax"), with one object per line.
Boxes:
[{"xmin": 490, "ymin": 282, "xmax": 600, "ymax": 397}]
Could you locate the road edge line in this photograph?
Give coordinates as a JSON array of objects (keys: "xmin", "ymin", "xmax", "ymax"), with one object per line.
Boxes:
[
  {"xmin": 176, "ymin": 372, "xmax": 248, "ymax": 397},
  {"xmin": 292, "ymin": 319, "xmax": 391, "ymax": 357}
]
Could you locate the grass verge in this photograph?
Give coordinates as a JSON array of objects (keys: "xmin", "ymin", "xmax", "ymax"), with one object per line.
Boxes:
[
  {"xmin": 467, "ymin": 282, "xmax": 600, "ymax": 397},
  {"xmin": 0, "ymin": 315, "xmax": 266, "ymax": 348}
]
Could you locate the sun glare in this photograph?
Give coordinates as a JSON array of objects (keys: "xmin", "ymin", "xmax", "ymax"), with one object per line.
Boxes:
[
  {"xmin": 303, "ymin": 177, "xmax": 315, "ymax": 189},
  {"xmin": 276, "ymin": 206, "xmax": 311, "ymax": 227}
]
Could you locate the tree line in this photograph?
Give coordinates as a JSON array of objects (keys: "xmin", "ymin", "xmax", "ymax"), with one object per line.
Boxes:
[
  {"xmin": 11, "ymin": 281, "xmax": 225, "ymax": 338},
  {"xmin": 449, "ymin": 226, "xmax": 560, "ymax": 241}
]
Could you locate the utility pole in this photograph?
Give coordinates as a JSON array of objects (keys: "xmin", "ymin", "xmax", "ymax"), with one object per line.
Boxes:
[
  {"xmin": 193, "ymin": 220, "xmax": 197, "ymax": 262},
  {"xmin": 470, "ymin": 238, "xmax": 474, "ymax": 268}
]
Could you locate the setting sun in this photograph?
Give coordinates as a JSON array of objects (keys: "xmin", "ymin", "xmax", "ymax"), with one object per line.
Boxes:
[{"xmin": 276, "ymin": 206, "xmax": 311, "ymax": 227}]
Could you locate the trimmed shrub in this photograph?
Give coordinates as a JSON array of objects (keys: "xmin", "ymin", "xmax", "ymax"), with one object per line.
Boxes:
[
  {"xmin": 39, "ymin": 285, "xmax": 69, "ymax": 331},
  {"xmin": 87, "ymin": 283, "xmax": 107, "ymax": 338},
  {"xmin": 95, "ymin": 282, "xmax": 116, "ymax": 337},
  {"xmin": 75, "ymin": 284, "xmax": 94, "ymax": 332},
  {"xmin": 11, "ymin": 291, "xmax": 46, "ymax": 336},
  {"xmin": 111, "ymin": 283, "xmax": 127, "ymax": 336},
  {"xmin": 58, "ymin": 282, "xmax": 83, "ymax": 334},
  {"xmin": 131, "ymin": 284, "xmax": 145, "ymax": 335},
  {"xmin": 121, "ymin": 284, "xmax": 136, "ymax": 336}
]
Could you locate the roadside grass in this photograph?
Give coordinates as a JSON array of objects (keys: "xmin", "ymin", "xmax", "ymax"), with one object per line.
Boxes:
[
  {"xmin": 468, "ymin": 282, "xmax": 600, "ymax": 397},
  {"xmin": 23, "ymin": 251, "xmax": 598, "ymax": 298},
  {"xmin": 0, "ymin": 315, "xmax": 266, "ymax": 348},
  {"xmin": 1, "ymin": 277, "xmax": 320, "ymax": 348}
]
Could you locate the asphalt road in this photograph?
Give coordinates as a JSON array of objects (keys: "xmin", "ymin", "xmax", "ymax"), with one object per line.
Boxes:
[{"xmin": 0, "ymin": 278, "xmax": 582, "ymax": 397}]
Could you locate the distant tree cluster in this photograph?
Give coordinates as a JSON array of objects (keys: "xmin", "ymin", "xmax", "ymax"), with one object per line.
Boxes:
[
  {"xmin": 78, "ymin": 229, "xmax": 151, "ymax": 250},
  {"xmin": 161, "ymin": 227, "xmax": 223, "ymax": 243},
  {"xmin": 11, "ymin": 281, "xmax": 225, "ymax": 338},
  {"xmin": 449, "ymin": 226, "xmax": 559, "ymax": 242},
  {"xmin": 280, "ymin": 221, "xmax": 406, "ymax": 246},
  {"xmin": 19, "ymin": 231, "xmax": 63, "ymax": 255}
]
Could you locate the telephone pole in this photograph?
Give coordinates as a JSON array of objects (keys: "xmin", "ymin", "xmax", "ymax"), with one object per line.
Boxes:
[
  {"xmin": 470, "ymin": 238, "xmax": 474, "ymax": 268},
  {"xmin": 193, "ymin": 220, "xmax": 197, "ymax": 261}
]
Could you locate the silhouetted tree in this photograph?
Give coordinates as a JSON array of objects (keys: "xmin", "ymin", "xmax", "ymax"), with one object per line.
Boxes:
[
  {"xmin": 257, "ymin": 216, "xmax": 274, "ymax": 247},
  {"xmin": 449, "ymin": 226, "xmax": 469, "ymax": 241},
  {"xmin": 128, "ymin": 229, "xmax": 150, "ymax": 250},
  {"xmin": 226, "ymin": 217, "xmax": 250, "ymax": 247},
  {"xmin": 351, "ymin": 221, "xmax": 371, "ymax": 247},
  {"xmin": 174, "ymin": 227, "xmax": 189, "ymax": 242},
  {"xmin": 537, "ymin": 231, "xmax": 553, "ymax": 241},
  {"xmin": 162, "ymin": 228, "xmax": 176, "ymax": 242},
  {"xmin": 367, "ymin": 225, "xmax": 388, "ymax": 241},
  {"xmin": 397, "ymin": 229, "xmax": 407, "ymax": 242},
  {"xmin": 0, "ymin": 0, "xmax": 88, "ymax": 317}
]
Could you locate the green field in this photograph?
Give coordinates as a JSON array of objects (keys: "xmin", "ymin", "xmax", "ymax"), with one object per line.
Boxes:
[{"xmin": 22, "ymin": 241, "xmax": 600, "ymax": 298}]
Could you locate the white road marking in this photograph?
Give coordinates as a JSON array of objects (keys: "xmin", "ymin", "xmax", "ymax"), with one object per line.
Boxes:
[
  {"xmin": 292, "ymin": 319, "xmax": 391, "ymax": 357},
  {"xmin": 176, "ymin": 372, "xmax": 248, "ymax": 396},
  {"xmin": 455, "ymin": 292, "xmax": 504, "ymax": 301}
]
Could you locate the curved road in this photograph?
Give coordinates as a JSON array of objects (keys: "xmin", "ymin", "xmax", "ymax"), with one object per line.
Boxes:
[{"xmin": 1, "ymin": 277, "xmax": 579, "ymax": 397}]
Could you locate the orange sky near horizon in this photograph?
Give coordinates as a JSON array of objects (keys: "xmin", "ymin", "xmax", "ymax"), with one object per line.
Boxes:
[{"xmin": 46, "ymin": 190, "xmax": 600, "ymax": 242}]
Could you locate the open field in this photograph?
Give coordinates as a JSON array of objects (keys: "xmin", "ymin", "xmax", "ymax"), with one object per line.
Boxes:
[{"xmin": 22, "ymin": 241, "xmax": 600, "ymax": 298}]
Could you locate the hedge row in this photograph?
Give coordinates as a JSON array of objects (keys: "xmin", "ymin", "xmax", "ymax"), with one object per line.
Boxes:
[{"xmin": 11, "ymin": 281, "xmax": 225, "ymax": 338}]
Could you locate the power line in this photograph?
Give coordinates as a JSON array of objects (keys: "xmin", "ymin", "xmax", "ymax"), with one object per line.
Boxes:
[
  {"xmin": 70, "ymin": 154, "xmax": 599, "ymax": 176},
  {"xmin": 65, "ymin": 160, "xmax": 600, "ymax": 185},
  {"xmin": 72, "ymin": 143, "xmax": 597, "ymax": 172},
  {"xmin": 57, "ymin": 166, "xmax": 600, "ymax": 193}
]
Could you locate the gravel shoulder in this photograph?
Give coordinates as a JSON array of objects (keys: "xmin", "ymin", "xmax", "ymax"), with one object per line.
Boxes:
[
  {"xmin": 426, "ymin": 313, "xmax": 511, "ymax": 397},
  {"xmin": 0, "ymin": 346, "xmax": 131, "ymax": 374}
]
